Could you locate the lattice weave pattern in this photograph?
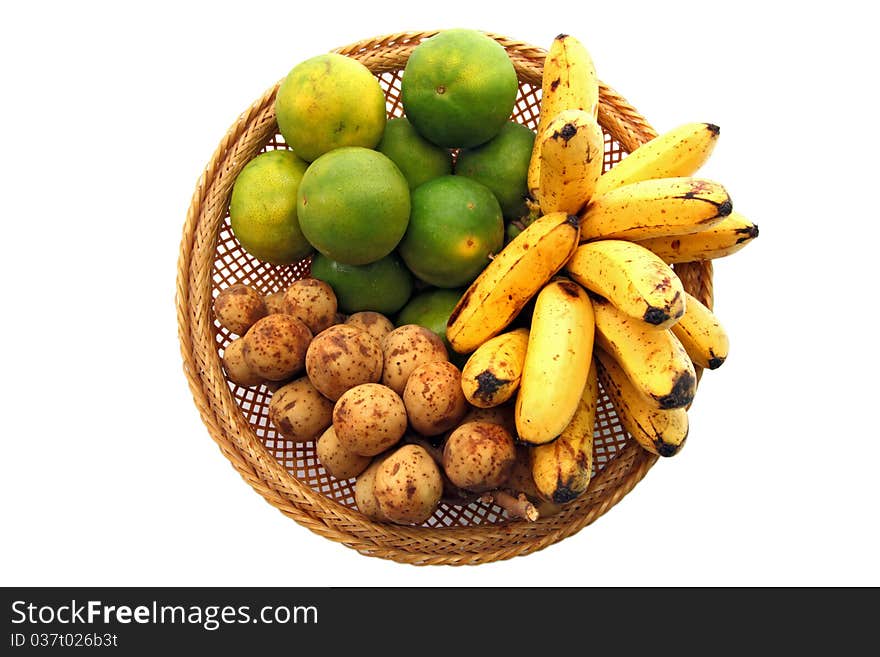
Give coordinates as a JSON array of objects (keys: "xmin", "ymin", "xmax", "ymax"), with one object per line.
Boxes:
[{"xmin": 177, "ymin": 31, "xmax": 714, "ymax": 565}]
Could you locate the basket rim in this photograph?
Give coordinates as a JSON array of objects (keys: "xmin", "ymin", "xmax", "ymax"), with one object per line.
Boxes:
[{"xmin": 175, "ymin": 30, "xmax": 713, "ymax": 566}]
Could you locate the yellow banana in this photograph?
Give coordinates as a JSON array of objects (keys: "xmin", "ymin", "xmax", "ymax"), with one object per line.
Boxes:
[
  {"xmin": 505, "ymin": 446, "xmax": 564, "ymax": 518},
  {"xmin": 591, "ymin": 294, "xmax": 696, "ymax": 409},
  {"xmin": 528, "ymin": 33, "xmax": 600, "ymax": 201},
  {"xmin": 461, "ymin": 328, "xmax": 530, "ymax": 408},
  {"xmin": 595, "ymin": 349, "xmax": 688, "ymax": 457},
  {"xmin": 515, "ymin": 278, "xmax": 595, "ymax": 444},
  {"xmin": 565, "ymin": 239, "xmax": 686, "ymax": 329},
  {"xmin": 446, "ymin": 212, "xmax": 580, "ymax": 354},
  {"xmin": 535, "ymin": 109, "xmax": 604, "ymax": 214},
  {"xmin": 529, "ymin": 359, "xmax": 598, "ymax": 503},
  {"xmin": 579, "ymin": 177, "xmax": 732, "ymax": 242},
  {"xmin": 595, "ymin": 122, "xmax": 720, "ymax": 196},
  {"xmin": 670, "ymin": 292, "xmax": 729, "ymax": 370},
  {"xmin": 635, "ymin": 211, "xmax": 759, "ymax": 264}
]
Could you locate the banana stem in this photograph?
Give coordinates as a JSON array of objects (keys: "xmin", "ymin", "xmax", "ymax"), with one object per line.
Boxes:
[{"xmin": 481, "ymin": 490, "xmax": 539, "ymax": 522}]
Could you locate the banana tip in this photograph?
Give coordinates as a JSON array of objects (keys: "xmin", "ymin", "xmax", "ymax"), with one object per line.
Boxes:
[
  {"xmin": 552, "ymin": 485, "xmax": 584, "ymax": 504},
  {"xmin": 706, "ymin": 123, "xmax": 721, "ymax": 136},
  {"xmin": 707, "ymin": 356, "xmax": 726, "ymax": 370},
  {"xmin": 656, "ymin": 441, "xmax": 683, "ymax": 458},
  {"xmin": 643, "ymin": 306, "xmax": 671, "ymax": 326}
]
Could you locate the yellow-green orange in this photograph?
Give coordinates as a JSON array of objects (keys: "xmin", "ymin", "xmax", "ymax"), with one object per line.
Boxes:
[
  {"xmin": 456, "ymin": 121, "xmax": 536, "ymax": 220},
  {"xmin": 275, "ymin": 53, "xmax": 386, "ymax": 163},
  {"xmin": 401, "ymin": 29, "xmax": 518, "ymax": 148},
  {"xmin": 398, "ymin": 175, "xmax": 503, "ymax": 288},
  {"xmin": 229, "ymin": 150, "xmax": 312, "ymax": 265},
  {"xmin": 377, "ymin": 117, "xmax": 453, "ymax": 191},
  {"xmin": 297, "ymin": 147, "xmax": 410, "ymax": 265},
  {"xmin": 310, "ymin": 252, "xmax": 413, "ymax": 316}
]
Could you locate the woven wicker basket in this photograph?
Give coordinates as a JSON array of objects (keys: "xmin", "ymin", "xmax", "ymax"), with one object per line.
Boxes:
[{"xmin": 176, "ymin": 31, "xmax": 714, "ymax": 566}]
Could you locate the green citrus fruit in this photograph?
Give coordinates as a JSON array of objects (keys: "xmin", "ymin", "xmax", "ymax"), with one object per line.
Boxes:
[
  {"xmin": 376, "ymin": 117, "xmax": 453, "ymax": 190},
  {"xmin": 398, "ymin": 175, "xmax": 503, "ymax": 288},
  {"xmin": 401, "ymin": 29, "xmax": 518, "ymax": 148},
  {"xmin": 228, "ymin": 149, "xmax": 312, "ymax": 265},
  {"xmin": 396, "ymin": 288, "xmax": 463, "ymax": 349},
  {"xmin": 456, "ymin": 121, "xmax": 535, "ymax": 220},
  {"xmin": 297, "ymin": 147, "xmax": 410, "ymax": 265},
  {"xmin": 275, "ymin": 53, "xmax": 387, "ymax": 163},
  {"xmin": 309, "ymin": 252, "xmax": 413, "ymax": 315}
]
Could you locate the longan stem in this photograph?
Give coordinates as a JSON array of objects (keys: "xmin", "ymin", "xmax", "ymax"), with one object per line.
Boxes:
[{"xmin": 481, "ymin": 490, "xmax": 539, "ymax": 522}]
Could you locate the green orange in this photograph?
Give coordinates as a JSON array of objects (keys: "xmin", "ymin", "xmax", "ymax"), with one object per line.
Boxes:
[
  {"xmin": 377, "ymin": 117, "xmax": 453, "ymax": 190},
  {"xmin": 228, "ymin": 149, "xmax": 312, "ymax": 265},
  {"xmin": 297, "ymin": 147, "xmax": 410, "ymax": 266},
  {"xmin": 275, "ymin": 53, "xmax": 387, "ymax": 163},
  {"xmin": 309, "ymin": 252, "xmax": 413, "ymax": 315},
  {"xmin": 396, "ymin": 288, "xmax": 463, "ymax": 351},
  {"xmin": 401, "ymin": 29, "xmax": 518, "ymax": 148},
  {"xmin": 398, "ymin": 175, "xmax": 503, "ymax": 288},
  {"xmin": 456, "ymin": 121, "xmax": 535, "ymax": 220}
]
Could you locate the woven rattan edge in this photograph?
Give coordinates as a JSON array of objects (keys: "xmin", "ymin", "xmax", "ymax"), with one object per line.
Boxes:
[{"xmin": 175, "ymin": 31, "xmax": 709, "ymax": 565}]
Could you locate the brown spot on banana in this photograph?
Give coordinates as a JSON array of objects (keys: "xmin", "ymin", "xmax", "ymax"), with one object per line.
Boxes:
[
  {"xmin": 654, "ymin": 370, "xmax": 696, "ymax": 409},
  {"xmin": 474, "ymin": 370, "xmax": 511, "ymax": 402},
  {"xmin": 556, "ymin": 280, "xmax": 581, "ymax": 298},
  {"xmin": 552, "ymin": 123, "xmax": 578, "ymax": 142},
  {"xmin": 643, "ymin": 306, "xmax": 671, "ymax": 326}
]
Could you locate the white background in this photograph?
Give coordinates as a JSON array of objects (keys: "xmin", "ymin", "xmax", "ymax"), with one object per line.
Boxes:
[{"xmin": 1, "ymin": 0, "xmax": 877, "ymax": 587}]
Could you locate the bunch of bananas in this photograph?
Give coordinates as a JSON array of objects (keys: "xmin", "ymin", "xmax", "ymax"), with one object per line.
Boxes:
[{"xmin": 447, "ymin": 33, "xmax": 758, "ymax": 506}]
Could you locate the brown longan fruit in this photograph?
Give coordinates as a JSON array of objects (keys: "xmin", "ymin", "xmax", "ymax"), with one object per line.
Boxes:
[
  {"xmin": 268, "ymin": 376, "xmax": 334, "ymax": 443},
  {"xmin": 315, "ymin": 426, "xmax": 371, "ymax": 480},
  {"xmin": 381, "ymin": 324, "xmax": 448, "ymax": 395},
  {"xmin": 222, "ymin": 337, "xmax": 265, "ymax": 387},
  {"xmin": 263, "ymin": 289, "xmax": 288, "ymax": 315},
  {"xmin": 345, "ymin": 311, "xmax": 395, "ymax": 343},
  {"xmin": 354, "ymin": 455, "xmax": 389, "ymax": 521},
  {"xmin": 305, "ymin": 324, "xmax": 383, "ymax": 401},
  {"xmin": 213, "ymin": 283, "xmax": 268, "ymax": 336},
  {"xmin": 373, "ymin": 444, "xmax": 443, "ymax": 525},
  {"xmin": 283, "ymin": 278, "xmax": 338, "ymax": 334},
  {"xmin": 403, "ymin": 361, "xmax": 468, "ymax": 436},
  {"xmin": 242, "ymin": 313, "xmax": 313, "ymax": 381},
  {"xmin": 332, "ymin": 383, "xmax": 407, "ymax": 457},
  {"xmin": 442, "ymin": 421, "xmax": 516, "ymax": 493}
]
